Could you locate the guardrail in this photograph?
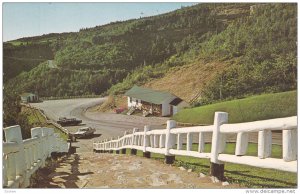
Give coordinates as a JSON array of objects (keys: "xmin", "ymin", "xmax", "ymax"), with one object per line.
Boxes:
[
  {"xmin": 3, "ymin": 125, "xmax": 69, "ymax": 188},
  {"xmin": 93, "ymin": 112, "xmax": 297, "ymax": 180},
  {"xmin": 40, "ymin": 95, "xmax": 102, "ymax": 101}
]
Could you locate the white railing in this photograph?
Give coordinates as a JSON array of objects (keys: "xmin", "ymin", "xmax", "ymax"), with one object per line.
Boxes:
[
  {"xmin": 3, "ymin": 125, "xmax": 69, "ymax": 188},
  {"xmin": 93, "ymin": 112, "xmax": 297, "ymax": 176}
]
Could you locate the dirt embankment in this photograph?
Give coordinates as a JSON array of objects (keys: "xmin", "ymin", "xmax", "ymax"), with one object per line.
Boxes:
[{"xmin": 145, "ymin": 60, "xmax": 230, "ymax": 102}]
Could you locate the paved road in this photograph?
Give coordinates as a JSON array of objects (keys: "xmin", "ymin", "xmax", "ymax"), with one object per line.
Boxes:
[{"xmin": 31, "ymin": 98, "xmax": 168, "ymax": 152}]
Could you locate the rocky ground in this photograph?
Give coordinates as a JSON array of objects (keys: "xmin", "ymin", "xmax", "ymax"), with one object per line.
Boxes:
[{"xmin": 32, "ymin": 150, "xmax": 238, "ymax": 189}]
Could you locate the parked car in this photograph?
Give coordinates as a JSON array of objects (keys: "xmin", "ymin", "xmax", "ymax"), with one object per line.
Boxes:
[
  {"xmin": 57, "ymin": 117, "xmax": 82, "ymax": 126},
  {"xmin": 74, "ymin": 127, "xmax": 96, "ymax": 138}
]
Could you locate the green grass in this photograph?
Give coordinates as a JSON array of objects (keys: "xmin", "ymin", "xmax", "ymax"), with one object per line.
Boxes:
[
  {"xmin": 173, "ymin": 91, "xmax": 297, "ymax": 124},
  {"xmin": 22, "ymin": 107, "xmax": 68, "ymax": 140},
  {"xmin": 113, "ymin": 142, "xmax": 296, "ymax": 188}
]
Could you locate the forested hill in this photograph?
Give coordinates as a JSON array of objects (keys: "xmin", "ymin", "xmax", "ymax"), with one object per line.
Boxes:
[{"xmin": 4, "ymin": 3, "xmax": 297, "ymax": 103}]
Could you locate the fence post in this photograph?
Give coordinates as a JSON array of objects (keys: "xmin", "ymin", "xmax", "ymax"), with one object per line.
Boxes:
[
  {"xmin": 4, "ymin": 125, "xmax": 26, "ymax": 186},
  {"xmin": 121, "ymin": 131, "xmax": 127, "ymax": 154},
  {"xmin": 143, "ymin": 125, "xmax": 151, "ymax": 158},
  {"xmin": 210, "ymin": 112, "xmax": 228, "ymax": 181},
  {"xmin": 159, "ymin": 134, "xmax": 165, "ymax": 148},
  {"xmin": 109, "ymin": 138, "xmax": 114, "ymax": 153},
  {"xmin": 31, "ymin": 127, "xmax": 44, "ymax": 167},
  {"xmin": 235, "ymin": 132, "xmax": 249, "ymax": 156},
  {"xmin": 131, "ymin": 128, "xmax": 138, "ymax": 155},
  {"xmin": 198, "ymin": 132, "xmax": 205, "ymax": 152},
  {"xmin": 116, "ymin": 136, "xmax": 120, "ymax": 154},
  {"xmin": 187, "ymin": 132, "xmax": 192, "ymax": 151},
  {"xmin": 3, "ymin": 153, "xmax": 8, "ymax": 187},
  {"xmin": 164, "ymin": 120, "xmax": 176, "ymax": 164},
  {"xmin": 283, "ymin": 129, "xmax": 297, "ymax": 161},
  {"xmin": 177, "ymin": 134, "xmax": 183, "ymax": 150},
  {"xmin": 258, "ymin": 130, "xmax": 272, "ymax": 159}
]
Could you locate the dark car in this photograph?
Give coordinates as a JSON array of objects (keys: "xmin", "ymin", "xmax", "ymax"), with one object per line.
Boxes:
[{"xmin": 57, "ymin": 117, "xmax": 82, "ymax": 126}]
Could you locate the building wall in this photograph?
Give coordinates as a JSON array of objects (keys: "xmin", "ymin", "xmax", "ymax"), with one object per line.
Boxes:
[
  {"xmin": 127, "ymin": 97, "xmax": 142, "ymax": 109},
  {"xmin": 21, "ymin": 94, "xmax": 38, "ymax": 103},
  {"xmin": 172, "ymin": 101, "xmax": 190, "ymax": 115},
  {"xmin": 161, "ymin": 97, "xmax": 177, "ymax": 116}
]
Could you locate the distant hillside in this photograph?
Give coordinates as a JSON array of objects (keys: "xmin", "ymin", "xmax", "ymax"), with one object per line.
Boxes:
[
  {"xmin": 5, "ymin": 3, "xmax": 251, "ymax": 97},
  {"xmin": 144, "ymin": 60, "xmax": 230, "ymax": 102},
  {"xmin": 4, "ymin": 3, "xmax": 296, "ymax": 104},
  {"xmin": 111, "ymin": 3, "xmax": 297, "ymax": 104}
]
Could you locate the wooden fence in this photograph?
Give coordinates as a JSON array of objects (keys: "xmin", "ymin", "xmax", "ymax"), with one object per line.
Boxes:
[
  {"xmin": 93, "ymin": 112, "xmax": 297, "ymax": 180},
  {"xmin": 3, "ymin": 125, "xmax": 69, "ymax": 188}
]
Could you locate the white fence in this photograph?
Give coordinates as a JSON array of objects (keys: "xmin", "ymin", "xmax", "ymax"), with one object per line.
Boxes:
[
  {"xmin": 3, "ymin": 125, "xmax": 69, "ymax": 188},
  {"xmin": 93, "ymin": 112, "xmax": 297, "ymax": 176}
]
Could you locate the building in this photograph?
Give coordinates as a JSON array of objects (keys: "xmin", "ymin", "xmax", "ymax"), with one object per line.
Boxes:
[
  {"xmin": 125, "ymin": 86, "xmax": 189, "ymax": 116},
  {"xmin": 20, "ymin": 93, "xmax": 39, "ymax": 103}
]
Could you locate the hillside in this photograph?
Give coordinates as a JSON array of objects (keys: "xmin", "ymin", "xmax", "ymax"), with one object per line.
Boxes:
[
  {"xmin": 4, "ymin": 3, "xmax": 297, "ymax": 105},
  {"xmin": 4, "ymin": 3, "xmax": 252, "ymax": 97},
  {"xmin": 144, "ymin": 60, "xmax": 231, "ymax": 102}
]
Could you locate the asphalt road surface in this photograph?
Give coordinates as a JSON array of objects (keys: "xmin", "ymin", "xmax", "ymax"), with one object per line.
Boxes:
[{"xmin": 31, "ymin": 98, "xmax": 168, "ymax": 151}]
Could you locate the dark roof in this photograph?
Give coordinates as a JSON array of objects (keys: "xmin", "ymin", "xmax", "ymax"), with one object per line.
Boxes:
[
  {"xmin": 20, "ymin": 93, "xmax": 35, "ymax": 97},
  {"xmin": 125, "ymin": 86, "xmax": 176, "ymax": 104},
  {"xmin": 169, "ymin": 98, "xmax": 183, "ymax": 106}
]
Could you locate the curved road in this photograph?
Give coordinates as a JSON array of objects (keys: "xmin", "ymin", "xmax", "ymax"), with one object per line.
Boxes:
[{"xmin": 31, "ymin": 98, "xmax": 168, "ymax": 141}]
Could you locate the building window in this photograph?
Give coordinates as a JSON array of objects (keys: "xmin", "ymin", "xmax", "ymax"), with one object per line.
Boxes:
[{"xmin": 129, "ymin": 97, "xmax": 132, "ymax": 103}]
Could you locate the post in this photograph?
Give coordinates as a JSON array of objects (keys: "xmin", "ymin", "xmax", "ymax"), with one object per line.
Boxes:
[
  {"xmin": 131, "ymin": 128, "xmax": 138, "ymax": 155},
  {"xmin": 150, "ymin": 135, "xmax": 154, "ymax": 147},
  {"xmin": 210, "ymin": 112, "xmax": 228, "ymax": 181},
  {"xmin": 4, "ymin": 125, "xmax": 26, "ymax": 183},
  {"xmin": 283, "ymin": 129, "xmax": 297, "ymax": 161},
  {"xmin": 159, "ymin": 134, "xmax": 165, "ymax": 148},
  {"xmin": 143, "ymin": 125, "xmax": 151, "ymax": 158},
  {"xmin": 187, "ymin": 132, "xmax": 192, "ymax": 151},
  {"xmin": 6, "ymin": 152, "xmax": 16, "ymax": 182},
  {"xmin": 258, "ymin": 130, "xmax": 272, "ymax": 159},
  {"xmin": 154, "ymin": 135, "xmax": 159, "ymax": 148},
  {"xmin": 165, "ymin": 120, "xmax": 176, "ymax": 164},
  {"xmin": 177, "ymin": 134, "xmax": 183, "ymax": 150},
  {"xmin": 31, "ymin": 127, "xmax": 44, "ymax": 167},
  {"xmin": 235, "ymin": 132, "xmax": 249, "ymax": 156},
  {"xmin": 198, "ymin": 132, "xmax": 205, "ymax": 152},
  {"xmin": 3, "ymin": 153, "xmax": 8, "ymax": 186}
]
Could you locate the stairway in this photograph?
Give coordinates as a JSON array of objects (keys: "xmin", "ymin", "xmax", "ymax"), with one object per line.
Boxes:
[{"xmin": 127, "ymin": 107, "xmax": 135, "ymax": 115}]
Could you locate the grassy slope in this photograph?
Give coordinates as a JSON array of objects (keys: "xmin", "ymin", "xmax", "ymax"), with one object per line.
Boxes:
[
  {"xmin": 22, "ymin": 106, "xmax": 68, "ymax": 140},
  {"xmin": 173, "ymin": 90, "xmax": 297, "ymax": 124}
]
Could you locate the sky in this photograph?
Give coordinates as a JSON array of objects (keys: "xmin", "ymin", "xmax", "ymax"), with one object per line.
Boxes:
[{"xmin": 3, "ymin": 2, "xmax": 198, "ymax": 42}]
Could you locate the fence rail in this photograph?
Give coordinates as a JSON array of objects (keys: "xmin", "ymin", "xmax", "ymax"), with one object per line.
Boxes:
[
  {"xmin": 93, "ymin": 112, "xmax": 297, "ymax": 180},
  {"xmin": 3, "ymin": 125, "xmax": 69, "ymax": 188}
]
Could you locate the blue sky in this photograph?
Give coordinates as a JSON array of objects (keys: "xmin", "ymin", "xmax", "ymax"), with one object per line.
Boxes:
[{"xmin": 3, "ymin": 2, "xmax": 198, "ymax": 42}]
